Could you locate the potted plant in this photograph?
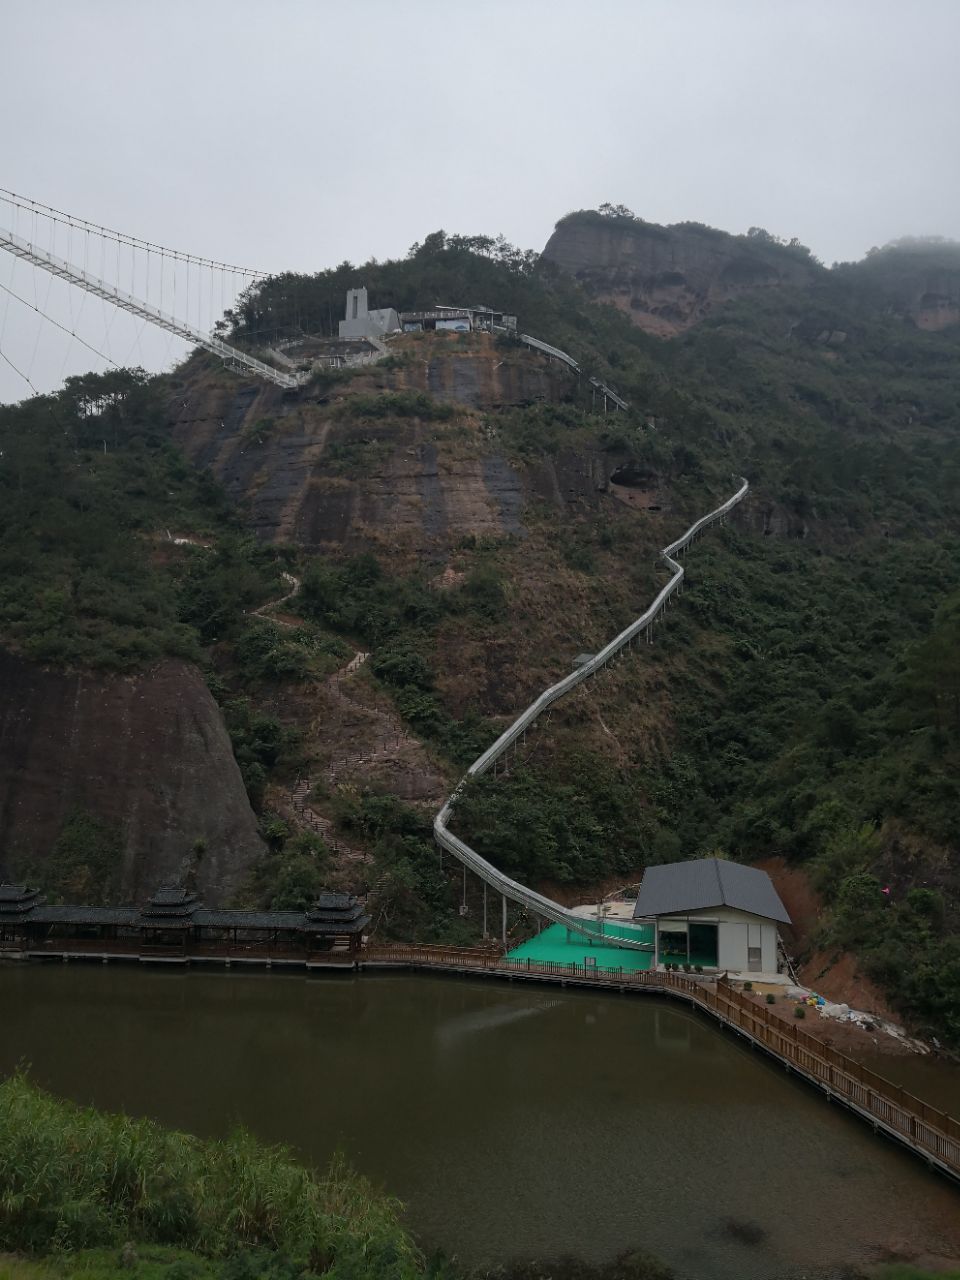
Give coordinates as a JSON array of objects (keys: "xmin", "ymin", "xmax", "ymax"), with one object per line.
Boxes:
[
  {"xmin": 743, "ymin": 981, "xmax": 753, "ymax": 992},
  {"xmin": 766, "ymin": 993, "xmax": 776, "ymax": 1004},
  {"xmin": 794, "ymin": 1004, "xmax": 806, "ymax": 1019}
]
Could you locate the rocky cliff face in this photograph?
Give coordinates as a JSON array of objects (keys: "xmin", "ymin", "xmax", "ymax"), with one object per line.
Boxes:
[
  {"xmin": 542, "ymin": 216, "xmax": 821, "ymax": 335},
  {"xmin": 170, "ymin": 334, "xmax": 577, "ymax": 557},
  {"xmin": 850, "ymin": 249, "xmax": 960, "ymax": 331},
  {"xmin": 0, "ymin": 653, "xmax": 265, "ymax": 904}
]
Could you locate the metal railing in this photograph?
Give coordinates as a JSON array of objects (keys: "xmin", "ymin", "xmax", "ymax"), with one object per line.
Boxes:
[
  {"xmin": 0, "ymin": 227, "xmax": 305, "ymax": 390},
  {"xmin": 433, "ymin": 479, "xmax": 750, "ymax": 949}
]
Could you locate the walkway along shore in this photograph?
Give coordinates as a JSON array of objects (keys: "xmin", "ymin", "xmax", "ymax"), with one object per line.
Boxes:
[{"xmin": 5, "ymin": 938, "xmax": 959, "ymax": 1186}]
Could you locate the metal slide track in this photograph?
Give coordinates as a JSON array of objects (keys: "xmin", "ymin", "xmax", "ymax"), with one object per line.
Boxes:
[
  {"xmin": 514, "ymin": 331, "xmax": 629, "ymax": 410},
  {"xmin": 434, "ymin": 478, "xmax": 750, "ymax": 949},
  {"xmin": 0, "ymin": 228, "xmax": 304, "ymax": 391}
]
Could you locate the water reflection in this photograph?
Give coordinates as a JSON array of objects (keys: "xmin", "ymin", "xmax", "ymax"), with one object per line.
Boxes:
[{"xmin": 1, "ymin": 964, "xmax": 958, "ymax": 1280}]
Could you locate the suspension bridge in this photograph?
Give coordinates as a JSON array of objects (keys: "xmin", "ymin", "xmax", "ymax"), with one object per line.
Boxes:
[
  {"xmin": 0, "ymin": 188, "xmax": 302, "ymax": 397},
  {"xmin": 0, "ymin": 189, "xmax": 632, "ymax": 411}
]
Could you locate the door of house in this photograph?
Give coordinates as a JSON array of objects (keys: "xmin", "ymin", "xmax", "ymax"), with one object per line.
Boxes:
[{"xmin": 747, "ymin": 922, "xmax": 763, "ymax": 972}]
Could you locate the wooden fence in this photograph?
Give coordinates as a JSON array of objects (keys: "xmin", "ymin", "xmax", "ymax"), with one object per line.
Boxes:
[
  {"xmin": 6, "ymin": 933, "xmax": 958, "ymax": 1180},
  {"xmin": 362, "ymin": 945, "xmax": 960, "ymax": 1181}
]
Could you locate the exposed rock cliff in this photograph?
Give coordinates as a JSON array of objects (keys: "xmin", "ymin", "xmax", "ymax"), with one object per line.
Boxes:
[
  {"xmin": 542, "ymin": 214, "xmax": 821, "ymax": 335},
  {"xmin": 845, "ymin": 241, "xmax": 960, "ymax": 331},
  {"xmin": 169, "ymin": 334, "xmax": 577, "ymax": 556},
  {"xmin": 0, "ymin": 653, "xmax": 265, "ymax": 904}
]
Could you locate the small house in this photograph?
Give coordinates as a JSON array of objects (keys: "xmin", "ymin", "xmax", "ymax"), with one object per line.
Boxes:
[
  {"xmin": 632, "ymin": 857, "xmax": 790, "ymax": 975},
  {"xmin": 399, "ymin": 304, "xmax": 518, "ymax": 333}
]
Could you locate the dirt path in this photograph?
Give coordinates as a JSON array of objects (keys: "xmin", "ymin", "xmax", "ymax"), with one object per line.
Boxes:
[{"xmin": 251, "ymin": 571, "xmax": 301, "ymax": 627}]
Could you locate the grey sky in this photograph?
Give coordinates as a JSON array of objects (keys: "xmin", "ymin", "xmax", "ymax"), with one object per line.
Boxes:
[{"xmin": 2, "ymin": 0, "xmax": 959, "ymax": 402}]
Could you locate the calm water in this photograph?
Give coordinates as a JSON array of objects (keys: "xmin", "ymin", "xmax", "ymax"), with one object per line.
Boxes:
[{"xmin": 2, "ymin": 964, "xmax": 960, "ymax": 1278}]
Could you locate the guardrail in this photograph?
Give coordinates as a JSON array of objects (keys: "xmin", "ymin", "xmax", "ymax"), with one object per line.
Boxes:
[
  {"xmin": 361, "ymin": 946, "xmax": 960, "ymax": 1181},
  {"xmin": 433, "ymin": 478, "xmax": 750, "ymax": 948},
  {"xmin": 508, "ymin": 329, "xmax": 628, "ymax": 410}
]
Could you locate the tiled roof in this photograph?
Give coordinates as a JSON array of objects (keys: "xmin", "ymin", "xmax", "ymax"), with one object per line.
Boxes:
[{"xmin": 0, "ymin": 884, "xmax": 43, "ymax": 914}]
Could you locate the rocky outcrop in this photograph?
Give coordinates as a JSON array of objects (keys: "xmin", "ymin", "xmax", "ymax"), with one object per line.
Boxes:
[
  {"xmin": 848, "ymin": 247, "xmax": 960, "ymax": 331},
  {"xmin": 542, "ymin": 215, "xmax": 821, "ymax": 336},
  {"xmin": 170, "ymin": 335, "xmax": 574, "ymax": 556},
  {"xmin": 0, "ymin": 653, "xmax": 265, "ymax": 904}
]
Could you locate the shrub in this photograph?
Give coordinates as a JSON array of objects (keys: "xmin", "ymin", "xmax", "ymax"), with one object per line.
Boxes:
[
  {"xmin": 794, "ymin": 1004, "xmax": 806, "ymax": 1019},
  {"xmin": 0, "ymin": 1075, "xmax": 423, "ymax": 1275}
]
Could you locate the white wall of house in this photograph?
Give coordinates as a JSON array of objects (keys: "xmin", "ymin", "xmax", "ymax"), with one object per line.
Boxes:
[{"xmin": 655, "ymin": 907, "xmax": 779, "ymax": 973}]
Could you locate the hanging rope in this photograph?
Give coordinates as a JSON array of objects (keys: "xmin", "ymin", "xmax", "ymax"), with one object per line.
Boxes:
[
  {"xmin": 0, "ymin": 188, "xmax": 269, "ymax": 278},
  {"xmin": 0, "ymin": 344, "xmax": 41, "ymax": 397},
  {"xmin": 0, "ymin": 278, "xmax": 120, "ymax": 370}
]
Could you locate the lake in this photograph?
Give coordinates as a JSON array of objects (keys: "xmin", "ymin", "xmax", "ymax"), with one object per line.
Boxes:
[{"xmin": 2, "ymin": 963, "xmax": 959, "ymax": 1278}]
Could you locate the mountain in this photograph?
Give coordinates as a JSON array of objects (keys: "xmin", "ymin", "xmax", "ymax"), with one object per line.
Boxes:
[
  {"xmin": 542, "ymin": 208, "xmax": 822, "ymax": 335},
  {"xmin": 543, "ymin": 207, "xmax": 960, "ymax": 338},
  {"xmin": 1, "ymin": 219, "xmax": 959, "ymax": 1042}
]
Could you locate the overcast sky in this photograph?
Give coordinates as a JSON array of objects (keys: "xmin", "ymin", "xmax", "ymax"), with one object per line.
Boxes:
[{"xmin": 2, "ymin": 0, "xmax": 959, "ymax": 403}]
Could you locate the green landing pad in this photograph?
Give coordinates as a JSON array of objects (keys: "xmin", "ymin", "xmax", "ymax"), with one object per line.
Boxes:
[{"xmin": 504, "ymin": 921, "xmax": 656, "ymax": 972}]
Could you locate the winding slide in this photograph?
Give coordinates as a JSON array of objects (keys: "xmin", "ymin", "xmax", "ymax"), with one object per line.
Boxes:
[{"xmin": 434, "ymin": 477, "xmax": 750, "ymax": 951}]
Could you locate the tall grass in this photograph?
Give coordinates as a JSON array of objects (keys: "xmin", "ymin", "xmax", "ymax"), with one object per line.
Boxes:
[{"xmin": 0, "ymin": 1075, "xmax": 423, "ymax": 1278}]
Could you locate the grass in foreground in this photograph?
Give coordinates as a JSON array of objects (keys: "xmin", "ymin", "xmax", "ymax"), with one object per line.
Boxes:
[{"xmin": 0, "ymin": 1075, "xmax": 422, "ymax": 1279}]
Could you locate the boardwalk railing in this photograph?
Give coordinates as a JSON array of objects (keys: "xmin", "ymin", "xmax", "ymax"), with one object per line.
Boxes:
[
  {"xmin": 3, "ymin": 937, "xmax": 356, "ymax": 965},
  {"xmin": 433, "ymin": 479, "xmax": 750, "ymax": 949},
  {"xmin": 362, "ymin": 946, "xmax": 960, "ymax": 1180}
]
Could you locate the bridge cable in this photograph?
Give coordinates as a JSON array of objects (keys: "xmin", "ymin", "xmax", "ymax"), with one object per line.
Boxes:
[
  {"xmin": 0, "ymin": 189, "xmax": 269, "ymax": 278},
  {"xmin": 0, "ymin": 344, "xmax": 41, "ymax": 398},
  {"xmin": 0, "ymin": 278, "xmax": 120, "ymax": 372}
]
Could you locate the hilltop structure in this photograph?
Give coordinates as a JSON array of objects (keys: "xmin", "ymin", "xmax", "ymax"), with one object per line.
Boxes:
[{"xmin": 338, "ymin": 287, "xmax": 400, "ymax": 340}]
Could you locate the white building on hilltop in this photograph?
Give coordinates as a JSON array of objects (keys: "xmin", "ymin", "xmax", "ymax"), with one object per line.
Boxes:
[
  {"xmin": 338, "ymin": 287, "xmax": 400, "ymax": 340},
  {"xmin": 632, "ymin": 857, "xmax": 791, "ymax": 976}
]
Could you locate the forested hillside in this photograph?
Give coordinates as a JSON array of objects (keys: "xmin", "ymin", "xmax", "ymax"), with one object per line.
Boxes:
[{"xmin": 2, "ymin": 220, "xmax": 959, "ymax": 1040}]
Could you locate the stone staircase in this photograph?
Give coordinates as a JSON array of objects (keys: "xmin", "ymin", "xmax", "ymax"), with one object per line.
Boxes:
[{"xmin": 290, "ymin": 777, "xmax": 371, "ymax": 869}]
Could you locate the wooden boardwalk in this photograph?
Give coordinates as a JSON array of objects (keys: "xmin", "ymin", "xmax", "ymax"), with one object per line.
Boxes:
[
  {"xmin": 361, "ymin": 943, "xmax": 960, "ymax": 1185},
  {"xmin": 6, "ymin": 935, "xmax": 958, "ymax": 1184}
]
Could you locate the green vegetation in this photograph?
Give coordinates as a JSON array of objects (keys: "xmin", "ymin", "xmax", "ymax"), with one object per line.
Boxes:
[
  {"xmin": 9, "ymin": 813, "xmax": 123, "ymax": 903},
  {"xmin": 0, "ymin": 370, "xmax": 286, "ymax": 672},
  {"xmin": 453, "ymin": 760, "xmax": 655, "ymax": 885},
  {"xmin": 331, "ymin": 792, "xmax": 471, "ymax": 943},
  {"xmin": 553, "ymin": 206, "xmax": 820, "ymax": 264},
  {"xmin": 335, "ymin": 391, "xmax": 455, "ymax": 422},
  {"xmin": 0, "ymin": 1075, "xmax": 424, "ymax": 1278},
  {"xmin": 5, "ymin": 216, "xmax": 960, "ymax": 1040},
  {"xmin": 0, "ymin": 1078, "xmax": 679, "ymax": 1280},
  {"xmin": 297, "ymin": 554, "xmax": 497, "ymax": 766}
]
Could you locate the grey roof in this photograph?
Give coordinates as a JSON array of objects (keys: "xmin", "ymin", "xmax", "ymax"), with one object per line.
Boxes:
[
  {"xmin": 0, "ymin": 884, "xmax": 43, "ymax": 913},
  {"xmin": 2, "ymin": 885, "xmax": 370, "ymax": 936},
  {"xmin": 633, "ymin": 858, "xmax": 790, "ymax": 924},
  {"xmin": 142, "ymin": 887, "xmax": 200, "ymax": 917},
  {"xmin": 29, "ymin": 905, "xmax": 139, "ymax": 927}
]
